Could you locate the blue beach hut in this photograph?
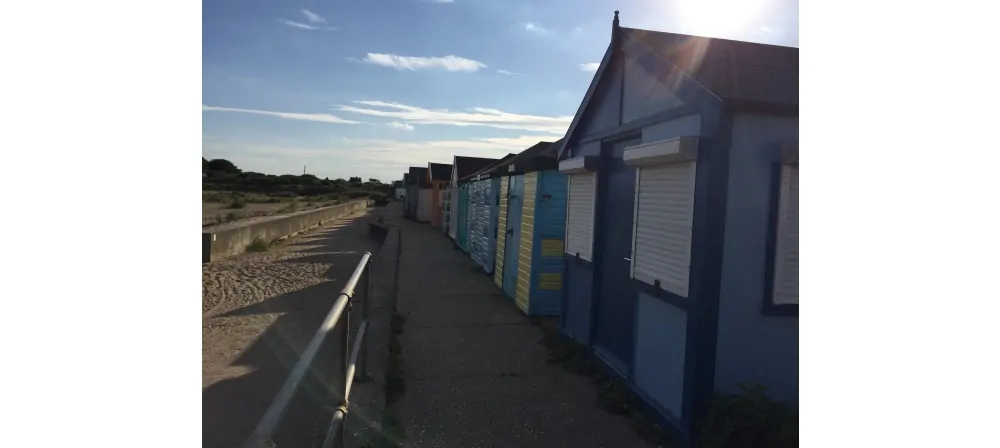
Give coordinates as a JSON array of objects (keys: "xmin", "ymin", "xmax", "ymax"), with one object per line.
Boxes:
[
  {"xmin": 490, "ymin": 140, "xmax": 567, "ymax": 316},
  {"xmin": 555, "ymin": 12, "xmax": 798, "ymax": 444}
]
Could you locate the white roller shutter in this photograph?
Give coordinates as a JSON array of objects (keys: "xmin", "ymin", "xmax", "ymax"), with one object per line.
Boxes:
[
  {"xmin": 565, "ymin": 173, "xmax": 596, "ymax": 261},
  {"xmin": 631, "ymin": 162, "xmax": 696, "ymax": 297},
  {"xmin": 772, "ymin": 165, "xmax": 798, "ymax": 305}
]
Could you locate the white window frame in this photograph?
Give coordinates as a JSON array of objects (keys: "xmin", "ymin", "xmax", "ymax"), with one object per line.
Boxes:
[
  {"xmin": 624, "ymin": 137, "xmax": 700, "ymax": 298},
  {"xmin": 771, "ymin": 146, "xmax": 799, "ymax": 306},
  {"xmin": 559, "ymin": 157, "xmax": 596, "ymax": 261}
]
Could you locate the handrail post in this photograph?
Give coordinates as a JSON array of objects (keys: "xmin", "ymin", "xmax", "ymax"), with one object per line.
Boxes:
[
  {"xmin": 337, "ymin": 295, "xmax": 350, "ymax": 448},
  {"xmin": 356, "ymin": 259, "xmax": 372, "ymax": 381}
]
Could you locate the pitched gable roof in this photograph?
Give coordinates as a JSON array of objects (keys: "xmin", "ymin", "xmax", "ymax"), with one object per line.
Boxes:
[
  {"xmin": 558, "ymin": 11, "xmax": 798, "ymax": 159},
  {"xmin": 428, "ymin": 163, "xmax": 452, "ymax": 182},
  {"xmin": 623, "ymin": 27, "xmax": 798, "ymax": 108},
  {"xmin": 454, "ymin": 156, "xmax": 500, "ymax": 179},
  {"xmin": 408, "ymin": 166, "xmax": 429, "ymax": 187},
  {"xmin": 459, "ymin": 153, "xmax": 517, "ymax": 182},
  {"xmin": 487, "ymin": 139, "xmax": 561, "ymax": 175}
]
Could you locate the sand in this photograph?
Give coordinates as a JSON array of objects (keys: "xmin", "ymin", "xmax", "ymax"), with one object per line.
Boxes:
[{"xmin": 201, "ymin": 209, "xmax": 380, "ymax": 448}]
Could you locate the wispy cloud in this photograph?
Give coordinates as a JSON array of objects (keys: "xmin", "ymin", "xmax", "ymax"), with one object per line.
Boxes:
[
  {"xmin": 202, "ymin": 105, "xmax": 361, "ymax": 124},
  {"xmin": 281, "ymin": 10, "xmax": 335, "ymax": 30},
  {"xmin": 579, "ymin": 62, "xmax": 600, "ymax": 72},
  {"xmin": 203, "ymin": 135, "xmax": 551, "ymax": 181},
  {"xmin": 386, "ymin": 122, "xmax": 415, "ymax": 131},
  {"xmin": 301, "ymin": 9, "xmax": 327, "ymax": 24},
  {"xmin": 333, "ymin": 101, "xmax": 571, "ymax": 134},
  {"xmin": 281, "ymin": 19, "xmax": 336, "ymax": 31},
  {"xmin": 570, "ymin": 26, "xmax": 583, "ymax": 37},
  {"xmin": 359, "ymin": 53, "xmax": 487, "ymax": 72},
  {"xmin": 496, "ymin": 69, "xmax": 520, "ymax": 75},
  {"xmin": 522, "ymin": 22, "xmax": 552, "ymax": 36}
]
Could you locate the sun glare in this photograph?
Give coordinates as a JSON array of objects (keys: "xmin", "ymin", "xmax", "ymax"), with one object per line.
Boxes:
[
  {"xmin": 680, "ymin": 0, "xmax": 766, "ymax": 35},
  {"xmin": 639, "ymin": 0, "xmax": 768, "ymax": 37}
]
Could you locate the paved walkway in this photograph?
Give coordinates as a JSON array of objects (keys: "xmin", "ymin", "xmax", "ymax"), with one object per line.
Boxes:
[{"xmin": 392, "ymin": 211, "xmax": 650, "ymax": 447}]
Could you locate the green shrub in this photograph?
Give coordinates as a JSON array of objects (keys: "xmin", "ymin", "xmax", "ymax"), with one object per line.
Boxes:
[
  {"xmin": 227, "ymin": 198, "xmax": 246, "ymax": 209},
  {"xmin": 245, "ymin": 237, "xmax": 269, "ymax": 252},
  {"xmin": 696, "ymin": 384, "xmax": 798, "ymax": 448}
]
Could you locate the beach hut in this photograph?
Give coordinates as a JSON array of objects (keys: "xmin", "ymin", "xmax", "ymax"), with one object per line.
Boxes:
[
  {"xmin": 555, "ymin": 12, "xmax": 798, "ymax": 443},
  {"xmin": 393, "ymin": 180, "xmax": 406, "ymax": 200},
  {"xmin": 456, "ymin": 181, "xmax": 472, "ymax": 251},
  {"xmin": 427, "ymin": 162, "xmax": 452, "ymax": 229},
  {"xmin": 448, "ymin": 156, "xmax": 502, "ymax": 241},
  {"xmin": 402, "ymin": 172, "xmax": 415, "ymax": 219},
  {"xmin": 406, "ymin": 166, "xmax": 432, "ymax": 223},
  {"xmin": 462, "ymin": 154, "xmax": 517, "ymax": 273},
  {"xmin": 490, "ymin": 140, "xmax": 567, "ymax": 316}
]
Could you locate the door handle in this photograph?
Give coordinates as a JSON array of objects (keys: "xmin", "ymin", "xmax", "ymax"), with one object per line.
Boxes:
[{"xmin": 624, "ymin": 257, "xmax": 631, "ymax": 262}]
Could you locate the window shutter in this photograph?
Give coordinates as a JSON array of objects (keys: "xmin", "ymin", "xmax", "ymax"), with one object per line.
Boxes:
[
  {"xmin": 565, "ymin": 172, "xmax": 596, "ymax": 261},
  {"xmin": 632, "ymin": 162, "xmax": 696, "ymax": 297},
  {"xmin": 772, "ymin": 165, "xmax": 799, "ymax": 305}
]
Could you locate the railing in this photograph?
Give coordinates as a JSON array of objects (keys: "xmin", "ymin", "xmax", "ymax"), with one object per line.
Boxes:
[{"xmin": 242, "ymin": 252, "xmax": 374, "ymax": 448}]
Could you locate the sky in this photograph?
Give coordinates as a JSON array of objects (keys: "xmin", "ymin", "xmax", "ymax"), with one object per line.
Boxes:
[{"xmin": 202, "ymin": 0, "xmax": 799, "ymax": 183}]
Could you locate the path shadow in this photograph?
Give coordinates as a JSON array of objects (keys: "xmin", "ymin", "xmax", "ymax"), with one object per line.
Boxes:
[{"xmin": 203, "ymin": 262, "xmax": 374, "ymax": 448}]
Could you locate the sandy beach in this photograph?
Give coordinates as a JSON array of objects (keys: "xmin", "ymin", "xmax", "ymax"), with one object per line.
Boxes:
[{"xmin": 202, "ymin": 209, "xmax": 379, "ymax": 447}]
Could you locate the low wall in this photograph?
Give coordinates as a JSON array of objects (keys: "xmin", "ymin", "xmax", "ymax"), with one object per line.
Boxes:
[{"xmin": 202, "ymin": 200, "xmax": 371, "ymax": 262}]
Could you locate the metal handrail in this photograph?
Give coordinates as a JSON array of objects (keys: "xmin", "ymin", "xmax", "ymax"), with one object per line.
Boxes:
[{"xmin": 242, "ymin": 252, "xmax": 374, "ymax": 448}]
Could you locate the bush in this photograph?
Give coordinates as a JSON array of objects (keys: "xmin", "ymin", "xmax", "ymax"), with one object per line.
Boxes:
[
  {"xmin": 696, "ymin": 384, "xmax": 798, "ymax": 448},
  {"xmin": 372, "ymin": 193, "xmax": 389, "ymax": 207},
  {"xmin": 245, "ymin": 237, "xmax": 269, "ymax": 252},
  {"xmin": 227, "ymin": 198, "xmax": 246, "ymax": 209}
]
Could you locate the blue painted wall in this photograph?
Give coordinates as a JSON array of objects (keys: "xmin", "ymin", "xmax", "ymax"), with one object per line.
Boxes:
[
  {"xmin": 621, "ymin": 52, "xmax": 685, "ymax": 123},
  {"xmin": 501, "ymin": 175, "xmax": 524, "ymax": 298},
  {"xmin": 634, "ymin": 292, "xmax": 688, "ymax": 419},
  {"xmin": 485, "ymin": 177, "xmax": 502, "ymax": 273},
  {"xmin": 471, "ymin": 179, "xmax": 495, "ymax": 271},
  {"xmin": 526, "ymin": 170, "xmax": 568, "ymax": 316},
  {"xmin": 714, "ymin": 113, "xmax": 799, "ymax": 405},
  {"xmin": 577, "ymin": 60, "xmax": 623, "ymax": 139},
  {"xmin": 457, "ymin": 184, "xmax": 470, "ymax": 250}
]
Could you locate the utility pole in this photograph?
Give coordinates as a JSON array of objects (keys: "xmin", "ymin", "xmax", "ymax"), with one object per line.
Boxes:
[{"xmin": 303, "ymin": 165, "xmax": 306, "ymax": 175}]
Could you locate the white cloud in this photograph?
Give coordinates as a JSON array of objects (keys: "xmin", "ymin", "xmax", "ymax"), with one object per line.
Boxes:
[
  {"xmin": 496, "ymin": 69, "xmax": 520, "ymax": 75},
  {"xmin": 579, "ymin": 62, "xmax": 600, "ymax": 72},
  {"xmin": 386, "ymin": 122, "xmax": 415, "ymax": 131},
  {"xmin": 522, "ymin": 22, "xmax": 552, "ymax": 36},
  {"xmin": 202, "ymin": 105, "xmax": 361, "ymax": 124},
  {"xmin": 333, "ymin": 100, "xmax": 570, "ymax": 134},
  {"xmin": 359, "ymin": 53, "xmax": 487, "ymax": 72},
  {"xmin": 301, "ymin": 9, "xmax": 327, "ymax": 24},
  {"xmin": 571, "ymin": 26, "xmax": 583, "ymax": 36},
  {"xmin": 281, "ymin": 19, "xmax": 336, "ymax": 31}
]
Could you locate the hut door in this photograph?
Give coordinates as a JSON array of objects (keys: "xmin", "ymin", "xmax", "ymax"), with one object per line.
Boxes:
[
  {"xmin": 502, "ymin": 175, "xmax": 524, "ymax": 298},
  {"xmin": 593, "ymin": 138, "xmax": 641, "ymax": 374}
]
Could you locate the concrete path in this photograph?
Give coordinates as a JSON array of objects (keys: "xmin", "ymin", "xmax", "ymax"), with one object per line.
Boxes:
[
  {"xmin": 202, "ymin": 210, "xmax": 381, "ymax": 448},
  {"xmin": 393, "ymin": 213, "xmax": 651, "ymax": 447}
]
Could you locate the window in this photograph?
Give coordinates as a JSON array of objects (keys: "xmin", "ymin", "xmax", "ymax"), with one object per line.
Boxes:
[
  {"xmin": 631, "ymin": 163, "xmax": 697, "ymax": 297},
  {"xmin": 564, "ymin": 172, "xmax": 596, "ymax": 260},
  {"xmin": 624, "ymin": 137, "xmax": 699, "ymax": 298},
  {"xmin": 771, "ymin": 163, "xmax": 798, "ymax": 305}
]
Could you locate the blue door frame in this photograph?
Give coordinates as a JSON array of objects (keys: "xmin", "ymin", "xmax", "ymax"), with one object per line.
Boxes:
[
  {"xmin": 592, "ymin": 137, "xmax": 642, "ymax": 375},
  {"xmin": 502, "ymin": 175, "xmax": 524, "ymax": 298}
]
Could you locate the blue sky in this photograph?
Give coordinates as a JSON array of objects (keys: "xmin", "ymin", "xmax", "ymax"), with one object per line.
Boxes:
[{"xmin": 202, "ymin": 0, "xmax": 799, "ymax": 182}]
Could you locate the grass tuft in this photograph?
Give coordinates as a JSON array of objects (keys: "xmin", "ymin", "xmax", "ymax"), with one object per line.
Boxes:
[{"xmin": 245, "ymin": 237, "xmax": 269, "ymax": 252}]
